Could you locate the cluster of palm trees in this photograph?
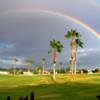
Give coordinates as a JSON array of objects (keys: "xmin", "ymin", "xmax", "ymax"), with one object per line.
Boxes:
[
  {"xmin": 26, "ymin": 58, "xmax": 34, "ymax": 72},
  {"xmin": 50, "ymin": 29, "xmax": 84, "ymax": 80},
  {"xmin": 12, "ymin": 29, "xmax": 84, "ymax": 80}
]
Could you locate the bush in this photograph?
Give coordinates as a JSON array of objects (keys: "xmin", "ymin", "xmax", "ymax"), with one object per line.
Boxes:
[
  {"xmin": 92, "ymin": 68, "xmax": 100, "ymax": 73},
  {"xmin": 78, "ymin": 69, "xmax": 88, "ymax": 74},
  {"xmin": 57, "ymin": 68, "xmax": 66, "ymax": 74},
  {"xmin": 33, "ymin": 70, "xmax": 38, "ymax": 74},
  {"xmin": 17, "ymin": 70, "xmax": 24, "ymax": 74}
]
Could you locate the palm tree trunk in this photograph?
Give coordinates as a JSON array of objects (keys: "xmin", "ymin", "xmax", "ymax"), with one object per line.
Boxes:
[
  {"xmin": 53, "ymin": 63, "xmax": 56, "ymax": 80},
  {"xmin": 28, "ymin": 67, "xmax": 30, "ymax": 72},
  {"xmin": 74, "ymin": 61, "xmax": 76, "ymax": 75},
  {"xmin": 14, "ymin": 65, "xmax": 16, "ymax": 75},
  {"xmin": 53, "ymin": 48, "xmax": 56, "ymax": 80},
  {"xmin": 28, "ymin": 64, "xmax": 31, "ymax": 72},
  {"xmin": 13, "ymin": 62, "xmax": 16, "ymax": 75},
  {"xmin": 74, "ymin": 46, "xmax": 78, "ymax": 75},
  {"xmin": 70, "ymin": 48, "xmax": 74, "ymax": 75},
  {"xmin": 42, "ymin": 62, "xmax": 45, "ymax": 74},
  {"xmin": 70, "ymin": 36, "xmax": 74, "ymax": 75}
]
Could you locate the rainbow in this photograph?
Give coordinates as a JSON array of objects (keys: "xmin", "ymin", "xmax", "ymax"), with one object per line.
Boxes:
[
  {"xmin": 41, "ymin": 10, "xmax": 100, "ymax": 39},
  {"xmin": 0, "ymin": 9, "xmax": 100, "ymax": 38}
]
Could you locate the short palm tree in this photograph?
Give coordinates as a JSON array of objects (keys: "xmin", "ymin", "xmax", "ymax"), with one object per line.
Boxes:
[
  {"xmin": 59, "ymin": 61, "xmax": 65, "ymax": 73},
  {"xmin": 36, "ymin": 66, "xmax": 43, "ymax": 74},
  {"xmin": 13, "ymin": 58, "xmax": 18, "ymax": 74},
  {"xmin": 59, "ymin": 62, "xmax": 64, "ymax": 69},
  {"xmin": 50, "ymin": 39, "xmax": 63, "ymax": 80},
  {"xmin": 64, "ymin": 29, "xmax": 76, "ymax": 75},
  {"xmin": 41, "ymin": 58, "xmax": 46, "ymax": 73},
  {"xmin": 26, "ymin": 58, "xmax": 34, "ymax": 72}
]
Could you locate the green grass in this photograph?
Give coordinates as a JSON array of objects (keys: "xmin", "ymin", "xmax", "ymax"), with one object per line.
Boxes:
[{"xmin": 0, "ymin": 74, "xmax": 100, "ymax": 100}]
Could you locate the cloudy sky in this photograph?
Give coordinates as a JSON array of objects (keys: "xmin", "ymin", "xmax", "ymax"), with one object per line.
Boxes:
[{"xmin": 0, "ymin": 0, "xmax": 100, "ymax": 69}]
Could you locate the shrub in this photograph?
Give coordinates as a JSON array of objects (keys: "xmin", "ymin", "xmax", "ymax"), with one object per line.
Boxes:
[
  {"xmin": 92, "ymin": 68, "xmax": 100, "ymax": 73},
  {"xmin": 57, "ymin": 68, "xmax": 66, "ymax": 74},
  {"xmin": 78, "ymin": 69, "xmax": 88, "ymax": 74}
]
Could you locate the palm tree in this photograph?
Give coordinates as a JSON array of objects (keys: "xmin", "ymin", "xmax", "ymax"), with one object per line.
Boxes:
[
  {"xmin": 64, "ymin": 29, "xmax": 76, "ymax": 75},
  {"xmin": 26, "ymin": 58, "xmax": 34, "ymax": 72},
  {"xmin": 59, "ymin": 62, "xmax": 64, "ymax": 69},
  {"xmin": 65, "ymin": 29, "xmax": 84, "ymax": 75},
  {"xmin": 13, "ymin": 58, "xmax": 18, "ymax": 74},
  {"xmin": 74, "ymin": 36, "xmax": 84, "ymax": 74},
  {"xmin": 48, "ymin": 48, "xmax": 53, "ymax": 71},
  {"xmin": 59, "ymin": 61, "xmax": 65, "ymax": 73},
  {"xmin": 50, "ymin": 39, "xmax": 64, "ymax": 80},
  {"xmin": 36, "ymin": 66, "xmax": 43, "ymax": 74},
  {"xmin": 41, "ymin": 58, "xmax": 46, "ymax": 73}
]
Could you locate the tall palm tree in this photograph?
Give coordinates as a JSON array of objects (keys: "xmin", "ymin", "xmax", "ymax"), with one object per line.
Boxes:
[
  {"xmin": 65, "ymin": 29, "xmax": 84, "ymax": 75},
  {"xmin": 64, "ymin": 29, "xmax": 76, "ymax": 75},
  {"xmin": 26, "ymin": 58, "xmax": 34, "ymax": 72},
  {"xmin": 74, "ymin": 36, "xmax": 84, "ymax": 74},
  {"xmin": 41, "ymin": 58, "xmax": 46, "ymax": 73},
  {"xmin": 50, "ymin": 39, "xmax": 63, "ymax": 80}
]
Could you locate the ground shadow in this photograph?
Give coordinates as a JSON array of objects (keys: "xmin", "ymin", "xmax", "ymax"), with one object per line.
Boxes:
[{"xmin": 0, "ymin": 81, "xmax": 100, "ymax": 100}]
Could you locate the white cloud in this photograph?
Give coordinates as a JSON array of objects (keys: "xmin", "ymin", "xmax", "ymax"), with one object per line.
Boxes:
[
  {"xmin": 78, "ymin": 48, "xmax": 100, "ymax": 53},
  {"xmin": 0, "ymin": 43, "xmax": 14, "ymax": 49},
  {"xmin": 78, "ymin": 48, "xmax": 100, "ymax": 59},
  {"xmin": 0, "ymin": 56, "xmax": 26, "ymax": 65},
  {"xmin": 0, "ymin": 43, "xmax": 15, "ymax": 53}
]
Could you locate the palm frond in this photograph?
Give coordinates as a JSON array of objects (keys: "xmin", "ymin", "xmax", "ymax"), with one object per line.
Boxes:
[
  {"xmin": 75, "ymin": 39, "xmax": 80, "ymax": 45},
  {"xmin": 57, "ymin": 48, "xmax": 61, "ymax": 53},
  {"xmin": 75, "ymin": 32, "xmax": 81, "ymax": 37},
  {"xmin": 50, "ymin": 39, "xmax": 63, "ymax": 53},
  {"xmin": 64, "ymin": 31, "xmax": 72, "ymax": 38},
  {"xmin": 75, "ymin": 38, "xmax": 84, "ymax": 48},
  {"xmin": 79, "ymin": 41, "xmax": 84, "ymax": 48}
]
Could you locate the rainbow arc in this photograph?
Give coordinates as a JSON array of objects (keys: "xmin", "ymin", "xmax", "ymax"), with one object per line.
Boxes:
[{"xmin": 0, "ymin": 9, "xmax": 100, "ymax": 38}]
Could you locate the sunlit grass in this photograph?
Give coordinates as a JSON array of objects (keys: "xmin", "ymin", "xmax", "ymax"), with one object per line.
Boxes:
[{"xmin": 0, "ymin": 74, "xmax": 100, "ymax": 100}]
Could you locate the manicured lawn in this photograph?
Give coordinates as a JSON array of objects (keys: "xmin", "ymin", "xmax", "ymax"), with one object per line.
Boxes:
[{"xmin": 0, "ymin": 74, "xmax": 100, "ymax": 100}]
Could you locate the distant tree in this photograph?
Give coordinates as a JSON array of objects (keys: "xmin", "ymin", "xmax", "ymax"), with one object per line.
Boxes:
[
  {"xmin": 57, "ymin": 68, "xmax": 66, "ymax": 74},
  {"xmin": 13, "ymin": 58, "xmax": 18, "ymax": 74},
  {"xmin": 36, "ymin": 66, "xmax": 43, "ymax": 74},
  {"xmin": 41, "ymin": 58, "xmax": 46, "ymax": 73},
  {"xmin": 81, "ymin": 69, "xmax": 88, "ymax": 73},
  {"xmin": 48, "ymin": 48, "xmax": 53, "ymax": 71},
  {"xmin": 26, "ymin": 58, "xmax": 34, "ymax": 72},
  {"xmin": 59, "ymin": 62, "xmax": 65, "ymax": 72},
  {"xmin": 59, "ymin": 62, "xmax": 63, "ymax": 68},
  {"xmin": 50, "ymin": 39, "xmax": 63, "ymax": 80},
  {"xmin": 92, "ymin": 68, "xmax": 100, "ymax": 73}
]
